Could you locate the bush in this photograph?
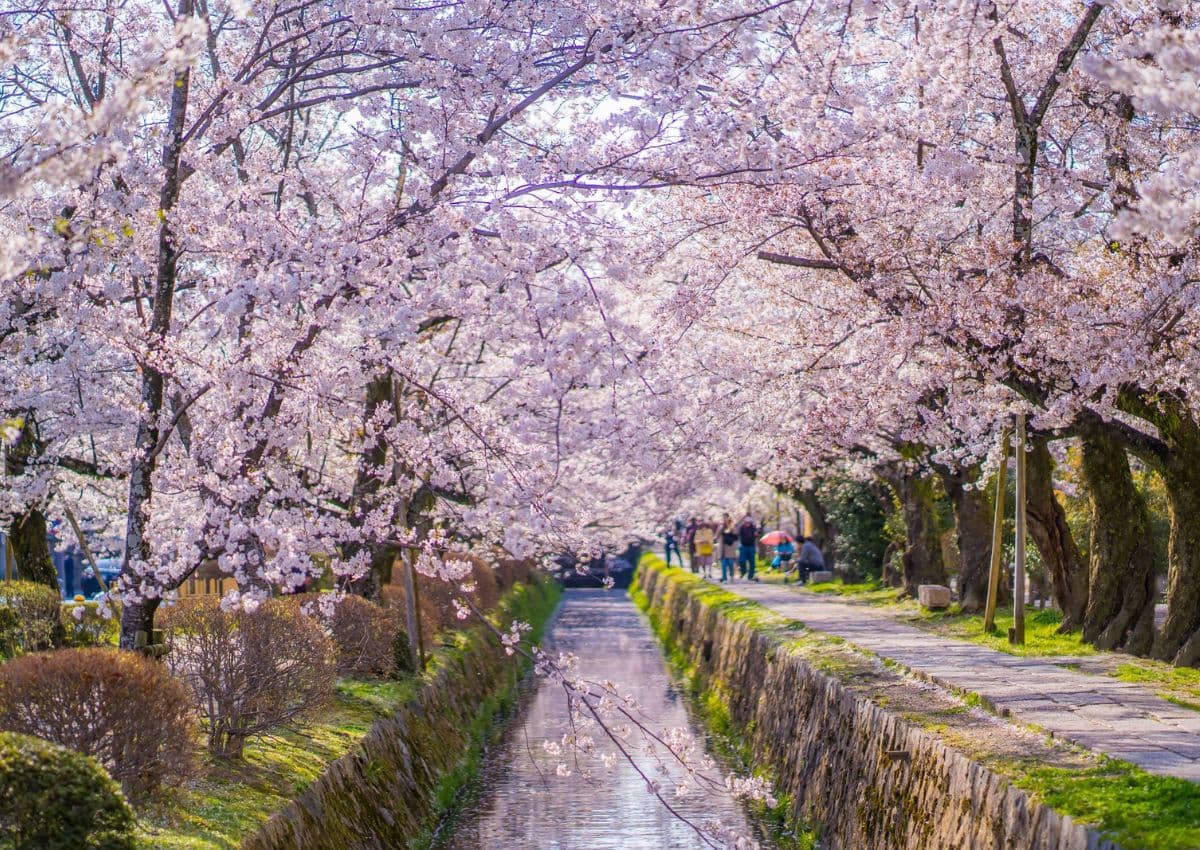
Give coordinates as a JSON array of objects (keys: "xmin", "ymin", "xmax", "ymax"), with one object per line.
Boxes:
[
  {"xmin": 161, "ymin": 599, "xmax": 336, "ymax": 758},
  {"xmin": 292, "ymin": 594, "xmax": 402, "ymax": 677},
  {"xmin": 0, "ymin": 581, "xmax": 62, "ymax": 656},
  {"xmin": 381, "ymin": 554, "xmax": 523, "ymax": 644},
  {"xmin": 0, "ymin": 648, "xmax": 195, "ymax": 801},
  {"xmin": 0, "ymin": 731, "xmax": 135, "ymax": 850},
  {"xmin": 59, "ymin": 601, "xmax": 119, "ymax": 648}
]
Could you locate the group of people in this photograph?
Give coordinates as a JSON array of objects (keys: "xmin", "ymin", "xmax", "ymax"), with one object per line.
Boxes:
[{"xmin": 662, "ymin": 514, "xmax": 827, "ymax": 584}]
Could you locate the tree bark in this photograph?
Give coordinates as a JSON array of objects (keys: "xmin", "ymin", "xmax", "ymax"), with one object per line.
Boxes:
[
  {"xmin": 4, "ymin": 420, "xmax": 61, "ymax": 592},
  {"xmin": 1079, "ymin": 432, "xmax": 1155, "ymax": 655},
  {"xmin": 1104, "ymin": 391, "xmax": 1200, "ymax": 665},
  {"xmin": 892, "ymin": 471, "xmax": 947, "ymax": 596},
  {"xmin": 1024, "ymin": 435, "xmax": 1088, "ymax": 630},
  {"xmin": 347, "ymin": 374, "xmax": 399, "ymax": 600},
  {"xmin": 117, "ymin": 12, "xmax": 192, "ymax": 649},
  {"xmin": 936, "ymin": 466, "xmax": 992, "ymax": 613},
  {"xmin": 8, "ymin": 509, "xmax": 60, "ymax": 590},
  {"xmin": 118, "ymin": 596, "xmax": 160, "ymax": 652},
  {"xmin": 1155, "ymin": 459, "xmax": 1200, "ymax": 665}
]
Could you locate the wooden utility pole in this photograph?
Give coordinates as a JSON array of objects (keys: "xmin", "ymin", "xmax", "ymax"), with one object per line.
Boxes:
[
  {"xmin": 1011, "ymin": 414, "xmax": 1027, "ymax": 645},
  {"xmin": 401, "ymin": 548, "xmax": 425, "ymax": 669},
  {"xmin": 983, "ymin": 428, "xmax": 1011, "ymax": 632}
]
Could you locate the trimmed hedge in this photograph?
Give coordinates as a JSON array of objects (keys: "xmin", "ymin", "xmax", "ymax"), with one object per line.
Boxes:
[
  {"xmin": 0, "ymin": 731, "xmax": 136, "ymax": 849},
  {"xmin": 0, "ymin": 648, "xmax": 195, "ymax": 801}
]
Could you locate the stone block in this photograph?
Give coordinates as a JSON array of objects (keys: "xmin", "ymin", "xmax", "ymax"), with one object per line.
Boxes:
[
  {"xmin": 807, "ymin": 570, "xmax": 834, "ymax": 584},
  {"xmin": 918, "ymin": 584, "xmax": 952, "ymax": 609}
]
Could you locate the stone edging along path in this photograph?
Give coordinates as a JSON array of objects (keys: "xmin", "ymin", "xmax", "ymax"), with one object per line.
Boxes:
[{"xmin": 724, "ymin": 580, "xmax": 1200, "ymax": 782}]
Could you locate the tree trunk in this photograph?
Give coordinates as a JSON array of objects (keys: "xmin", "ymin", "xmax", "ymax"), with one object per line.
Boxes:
[
  {"xmin": 936, "ymin": 466, "xmax": 992, "ymax": 613},
  {"xmin": 1079, "ymin": 432, "xmax": 1155, "ymax": 655},
  {"xmin": 1155, "ymin": 459, "xmax": 1200, "ymax": 665},
  {"xmin": 118, "ymin": 597, "xmax": 160, "ymax": 652},
  {"xmin": 4, "ymin": 419, "xmax": 62, "ymax": 593},
  {"xmin": 8, "ymin": 509, "xmax": 60, "ymax": 590},
  {"xmin": 1106, "ymin": 391, "xmax": 1200, "ymax": 665},
  {"xmin": 893, "ymin": 471, "xmax": 946, "ymax": 597},
  {"xmin": 117, "ymin": 18, "xmax": 192, "ymax": 650},
  {"xmin": 794, "ymin": 486, "xmax": 837, "ymax": 574},
  {"xmin": 1024, "ymin": 435, "xmax": 1088, "ymax": 630},
  {"xmin": 347, "ymin": 374, "xmax": 399, "ymax": 600}
]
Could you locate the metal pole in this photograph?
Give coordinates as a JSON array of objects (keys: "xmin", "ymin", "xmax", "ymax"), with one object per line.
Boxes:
[
  {"xmin": 1011, "ymin": 415, "xmax": 1027, "ymax": 645},
  {"xmin": 983, "ymin": 428, "xmax": 1010, "ymax": 632}
]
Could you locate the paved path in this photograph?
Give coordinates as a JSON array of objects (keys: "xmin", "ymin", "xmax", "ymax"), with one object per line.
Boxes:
[{"xmin": 720, "ymin": 579, "xmax": 1200, "ymax": 782}]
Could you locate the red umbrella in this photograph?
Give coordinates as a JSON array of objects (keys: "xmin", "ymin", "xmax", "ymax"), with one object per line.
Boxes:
[{"xmin": 759, "ymin": 530, "xmax": 794, "ymax": 546}]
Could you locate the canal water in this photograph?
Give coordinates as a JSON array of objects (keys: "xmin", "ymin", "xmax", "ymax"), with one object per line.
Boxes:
[{"xmin": 444, "ymin": 588, "xmax": 774, "ymax": 849}]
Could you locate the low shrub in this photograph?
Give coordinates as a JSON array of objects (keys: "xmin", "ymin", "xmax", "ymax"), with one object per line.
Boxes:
[
  {"xmin": 162, "ymin": 599, "xmax": 336, "ymax": 758},
  {"xmin": 59, "ymin": 601, "xmax": 119, "ymax": 648},
  {"xmin": 304, "ymin": 594, "xmax": 401, "ymax": 677},
  {"xmin": 0, "ymin": 648, "xmax": 195, "ymax": 801},
  {"xmin": 0, "ymin": 731, "xmax": 136, "ymax": 850},
  {"xmin": 381, "ymin": 554, "xmax": 530, "ymax": 644},
  {"xmin": 0, "ymin": 581, "xmax": 63, "ymax": 655}
]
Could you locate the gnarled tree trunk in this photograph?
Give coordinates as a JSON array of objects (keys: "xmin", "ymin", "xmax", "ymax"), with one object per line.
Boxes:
[
  {"xmin": 119, "ymin": 596, "xmax": 161, "ymax": 651},
  {"xmin": 936, "ymin": 466, "xmax": 992, "ymax": 613},
  {"xmin": 1024, "ymin": 435, "xmax": 1088, "ymax": 630},
  {"xmin": 1155, "ymin": 459, "xmax": 1200, "ymax": 665},
  {"xmin": 8, "ymin": 509, "xmax": 59, "ymax": 590},
  {"xmin": 1080, "ymin": 432, "xmax": 1155, "ymax": 655},
  {"xmin": 1107, "ymin": 391, "xmax": 1200, "ymax": 665}
]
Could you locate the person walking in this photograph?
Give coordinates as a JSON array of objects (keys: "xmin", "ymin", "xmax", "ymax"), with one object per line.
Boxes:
[
  {"xmin": 797, "ymin": 535, "xmax": 826, "ymax": 584},
  {"xmin": 683, "ymin": 517, "xmax": 700, "ymax": 574},
  {"xmin": 718, "ymin": 514, "xmax": 738, "ymax": 582},
  {"xmin": 663, "ymin": 523, "xmax": 682, "ymax": 567},
  {"xmin": 692, "ymin": 520, "xmax": 716, "ymax": 580},
  {"xmin": 737, "ymin": 514, "xmax": 758, "ymax": 581}
]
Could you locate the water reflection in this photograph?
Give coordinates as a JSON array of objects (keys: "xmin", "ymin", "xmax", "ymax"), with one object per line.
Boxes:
[{"xmin": 445, "ymin": 588, "xmax": 772, "ymax": 849}]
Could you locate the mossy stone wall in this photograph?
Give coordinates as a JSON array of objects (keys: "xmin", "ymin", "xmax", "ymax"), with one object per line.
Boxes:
[
  {"xmin": 242, "ymin": 580, "xmax": 557, "ymax": 850},
  {"xmin": 636, "ymin": 565, "xmax": 1119, "ymax": 850}
]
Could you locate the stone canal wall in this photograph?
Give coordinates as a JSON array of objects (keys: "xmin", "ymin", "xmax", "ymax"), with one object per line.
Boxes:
[
  {"xmin": 634, "ymin": 563, "xmax": 1118, "ymax": 850},
  {"xmin": 242, "ymin": 579, "xmax": 559, "ymax": 850}
]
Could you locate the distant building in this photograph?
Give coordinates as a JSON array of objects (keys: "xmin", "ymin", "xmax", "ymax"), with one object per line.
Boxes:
[{"xmin": 178, "ymin": 561, "xmax": 238, "ymax": 599}]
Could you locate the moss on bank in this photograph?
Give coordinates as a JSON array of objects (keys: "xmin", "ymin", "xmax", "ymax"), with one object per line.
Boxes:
[
  {"xmin": 629, "ymin": 568, "xmax": 817, "ymax": 850},
  {"xmin": 418, "ymin": 582, "xmax": 559, "ymax": 850},
  {"xmin": 637, "ymin": 554, "xmax": 1200, "ymax": 850},
  {"xmin": 139, "ymin": 579, "xmax": 560, "ymax": 850}
]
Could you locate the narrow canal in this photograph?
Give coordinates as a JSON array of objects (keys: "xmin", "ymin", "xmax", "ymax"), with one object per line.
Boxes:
[{"xmin": 444, "ymin": 588, "xmax": 775, "ymax": 849}]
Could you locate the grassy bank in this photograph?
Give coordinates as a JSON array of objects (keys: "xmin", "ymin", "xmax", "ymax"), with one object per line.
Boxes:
[
  {"xmin": 416, "ymin": 581, "xmax": 560, "ymax": 850},
  {"xmin": 140, "ymin": 579, "xmax": 560, "ymax": 850},
  {"xmin": 638, "ymin": 554, "xmax": 1200, "ymax": 850},
  {"xmin": 798, "ymin": 577, "xmax": 1200, "ymax": 712}
]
